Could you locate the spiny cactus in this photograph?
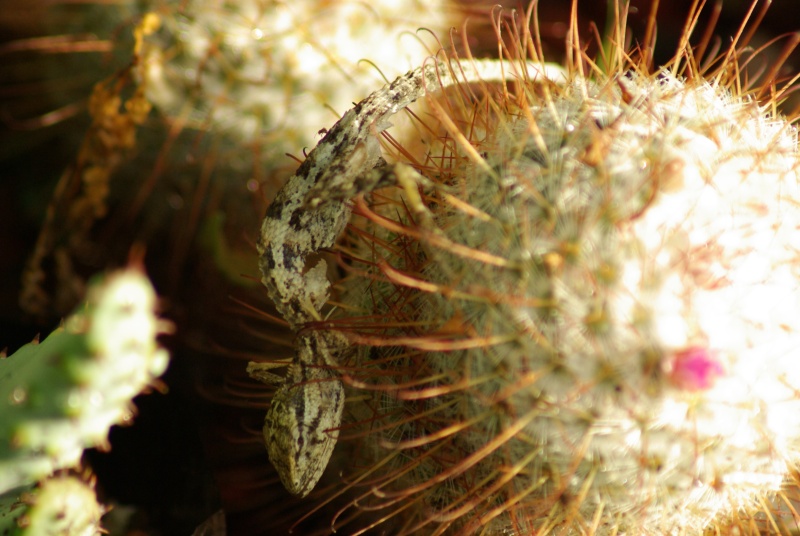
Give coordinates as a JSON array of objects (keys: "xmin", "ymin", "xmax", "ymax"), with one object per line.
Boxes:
[
  {"xmin": 137, "ymin": 0, "xmax": 454, "ymax": 162},
  {"xmin": 0, "ymin": 475, "xmax": 104, "ymax": 536},
  {"xmin": 339, "ymin": 70, "xmax": 800, "ymax": 534},
  {"xmin": 248, "ymin": 1, "xmax": 800, "ymax": 534},
  {"xmin": 0, "ymin": 268, "xmax": 169, "ymax": 533}
]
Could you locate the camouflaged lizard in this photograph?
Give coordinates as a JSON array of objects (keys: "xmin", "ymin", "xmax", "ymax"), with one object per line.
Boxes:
[{"xmin": 247, "ymin": 58, "xmax": 566, "ymax": 497}]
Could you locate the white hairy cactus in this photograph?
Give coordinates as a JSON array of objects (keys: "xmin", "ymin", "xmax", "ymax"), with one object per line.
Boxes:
[
  {"xmin": 250, "ymin": 2, "xmax": 800, "ymax": 534},
  {"xmin": 137, "ymin": 0, "xmax": 453, "ymax": 159}
]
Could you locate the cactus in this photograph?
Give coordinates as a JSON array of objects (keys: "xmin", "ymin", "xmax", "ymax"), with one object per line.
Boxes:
[
  {"xmin": 0, "ymin": 476, "xmax": 104, "ymax": 536},
  {"xmin": 16, "ymin": 0, "xmax": 460, "ymax": 321},
  {"xmin": 248, "ymin": 1, "xmax": 800, "ymax": 534},
  {"xmin": 136, "ymin": 0, "xmax": 455, "ymax": 164},
  {"xmin": 0, "ymin": 268, "xmax": 170, "ymax": 533}
]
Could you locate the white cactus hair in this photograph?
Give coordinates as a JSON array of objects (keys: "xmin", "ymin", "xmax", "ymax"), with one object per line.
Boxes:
[{"xmin": 272, "ymin": 1, "xmax": 800, "ymax": 534}]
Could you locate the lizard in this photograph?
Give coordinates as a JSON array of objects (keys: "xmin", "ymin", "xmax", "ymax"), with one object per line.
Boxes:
[{"xmin": 247, "ymin": 57, "xmax": 566, "ymax": 497}]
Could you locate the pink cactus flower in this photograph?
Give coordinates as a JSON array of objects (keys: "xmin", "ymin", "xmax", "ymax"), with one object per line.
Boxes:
[{"xmin": 668, "ymin": 347, "xmax": 725, "ymax": 391}]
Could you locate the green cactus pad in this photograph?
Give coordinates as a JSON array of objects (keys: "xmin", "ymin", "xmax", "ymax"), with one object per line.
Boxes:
[{"xmin": 0, "ymin": 269, "xmax": 170, "ymax": 495}]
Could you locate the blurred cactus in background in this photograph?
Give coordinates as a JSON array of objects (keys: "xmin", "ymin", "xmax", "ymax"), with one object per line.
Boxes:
[
  {"xmin": 0, "ymin": 475, "xmax": 104, "ymax": 536},
  {"xmin": 0, "ymin": 268, "xmax": 169, "ymax": 534},
  {"xmin": 138, "ymin": 0, "xmax": 453, "ymax": 161},
  {"xmin": 9, "ymin": 0, "xmax": 457, "ymax": 323}
]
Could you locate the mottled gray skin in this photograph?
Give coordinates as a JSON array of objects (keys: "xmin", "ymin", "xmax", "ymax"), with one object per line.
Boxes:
[{"xmin": 248, "ymin": 59, "xmax": 566, "ymax": 497}]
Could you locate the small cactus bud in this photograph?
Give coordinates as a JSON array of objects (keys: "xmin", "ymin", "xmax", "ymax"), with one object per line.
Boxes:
[{"xmin": 666, "ymin": 347, "xmax": 724, "ymax": 391}]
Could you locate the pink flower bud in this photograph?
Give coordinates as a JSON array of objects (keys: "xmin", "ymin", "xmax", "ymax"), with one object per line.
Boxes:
[{"xmin": 667, "ymin": 347, "xmax": 724, "ymax": 391}]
